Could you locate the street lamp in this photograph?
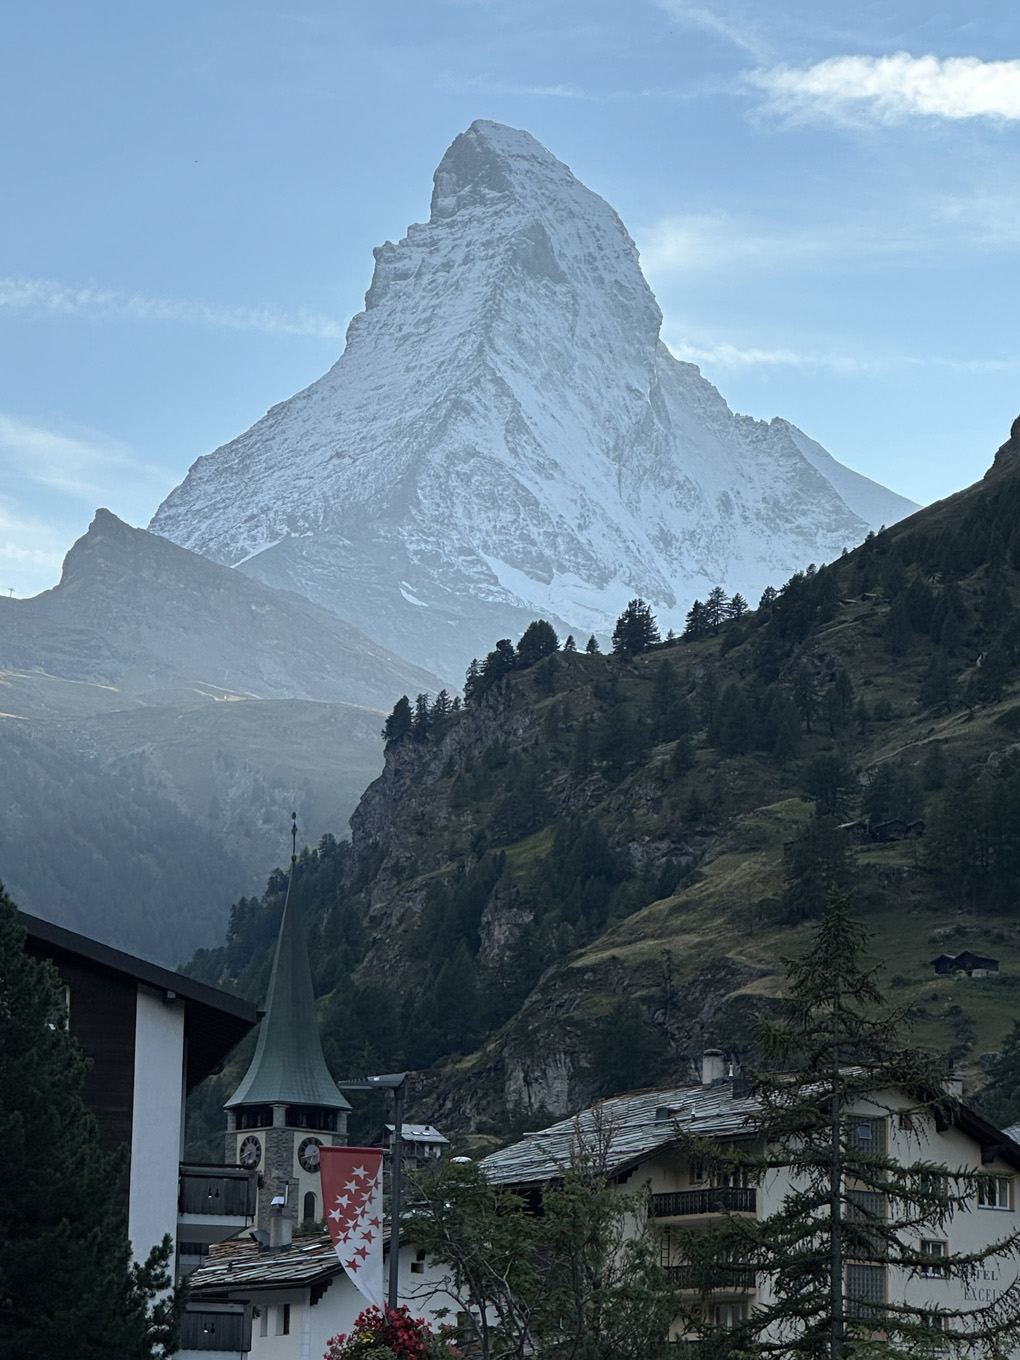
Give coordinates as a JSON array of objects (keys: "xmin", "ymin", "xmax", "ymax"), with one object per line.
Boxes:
[{"xmin": 337, "ymin": 1072, "xmax": 408, "ymax": 1311}]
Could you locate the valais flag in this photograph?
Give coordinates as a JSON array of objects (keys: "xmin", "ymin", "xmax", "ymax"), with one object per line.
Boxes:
[{"xmin": 319, "ymin": 1146, "xmax": 385, "ymax": 1308}]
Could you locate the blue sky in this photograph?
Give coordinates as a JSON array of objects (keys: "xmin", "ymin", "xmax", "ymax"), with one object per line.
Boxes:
[{"xmin": 2, "ymin": 0, "xmax": 1019, "ymax": 596}]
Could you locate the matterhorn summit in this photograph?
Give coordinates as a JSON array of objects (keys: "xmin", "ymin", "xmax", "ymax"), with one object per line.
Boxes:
[{"xmin": 151, "ymin": 121, "xmax": 916, "ymax": 679}]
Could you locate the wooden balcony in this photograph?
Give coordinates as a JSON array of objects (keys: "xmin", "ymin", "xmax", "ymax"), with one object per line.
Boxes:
[
  {"xmin": 178, "ymin": 1164, "xmax": 258, "ymax": 1219},
  {"xmin": 665, "ymin": 1263, "xmax": 756, "ymax": 1290},
  {"xmin": 650, "ymin": 1186, "xmax": 757, "ymax": 1218}
]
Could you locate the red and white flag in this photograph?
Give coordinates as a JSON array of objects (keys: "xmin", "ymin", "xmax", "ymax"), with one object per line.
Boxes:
[{"xmin": 319, "ymin": 1146, "xmax": 385, "ymax": 1308}]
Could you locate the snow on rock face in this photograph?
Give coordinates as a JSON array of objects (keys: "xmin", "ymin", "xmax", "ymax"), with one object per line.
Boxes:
[{"xmin": 150, "ymin": 119, "xmax": 917, "ymax": 681}]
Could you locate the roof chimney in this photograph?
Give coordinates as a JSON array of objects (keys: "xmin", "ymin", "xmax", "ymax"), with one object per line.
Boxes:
[
  {"xmin": 269, "ymin": 1190, "xmax": 292, "ymax": 1250},
  {"xmin": 701, "ymin": 1049, "xmax": 725, "ymax": 1086}
]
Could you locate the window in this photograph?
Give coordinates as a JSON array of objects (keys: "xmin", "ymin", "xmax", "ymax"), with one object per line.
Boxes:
[
  {"xmin": 921, "ymin": 1240, "xmax": 947, "ymax": 1277},
  {"xmin": 977, "ymin": 1176, "xmax": 1012, "ymax": 1209},
  {"xmin": 847, "ymin": 1117, "xmax": 887, "ymax": 1156},
  {"xmin": 689, "ymin": 1157, "xmax": 705, "ymax": 1183},
  {"xmin": 411, "ymin": 1249, "xmax": 427, "ymax": 1276},
  {"xmin": 303, "ymin": 1191, "xmax": 317, "ymax": 1222},
  {"xmin": 276, "ymin": 1303, "xmax": 290, "ymax": 1336},
  {"xmin": 846, "ymin": 1264, "xmax": 886, "ymax": 1318},
  {"xmin": 713, "ymin": 1302, "xmax": 747, "ymax": 1329},
  {"xmin": 715, "ymin": 1166, "xmax": 753, "ymax": 1189},
  {"xmin": 847, "ymin": 1189, "xmax": 886, "ymax": 1257},
  {"xmin": 898, "ymin": 1112, "xmax": 915, "ymax": 1133}
]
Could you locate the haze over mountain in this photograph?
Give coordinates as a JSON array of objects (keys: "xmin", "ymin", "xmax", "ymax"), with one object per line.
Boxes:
[
  {"xmin": 183, "ymin": 419, "xmax": 1020, "ymax": 1146},
  {"xmin": 0, "ymin": 511, "xmax": 441, "ymax": 961},
  {"xmin": 151, "ymin": 120, "xmax": 917, "ymax": 682}
]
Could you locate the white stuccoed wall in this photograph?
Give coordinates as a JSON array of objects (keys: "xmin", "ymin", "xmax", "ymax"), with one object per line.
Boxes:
[{"xmin": 128, "ymin": 983, "xmax": 186, "ymax": 1267}]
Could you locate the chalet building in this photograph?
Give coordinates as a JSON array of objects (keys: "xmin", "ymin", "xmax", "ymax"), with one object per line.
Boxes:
[
  {"xmin": 480, "ymin": 1052, "xmax": 1020, "ymax": 1346},
  {"xmin": 20, "ymin": 911, "xmax": 259, "ymax": 1277},
  {"xmin": 375, "ymin": 1122, "xmax": 450, "ymax": 1167},
  {"xmin": 184, "ymin": 1230, "xmax": 454, "ymax": 1359},
  {"xmin": 932, "ymin": 951, "xmax": 1000, "ymax": 978},
  {"xmin": 839, "ymin": 818, "xmax": 925, "ymax": 845}
]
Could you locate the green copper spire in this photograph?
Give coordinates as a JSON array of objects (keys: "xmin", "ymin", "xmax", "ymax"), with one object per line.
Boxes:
[{"xmin": 226, "ymin": 817, "xmax": 350, "ymax": 1111}]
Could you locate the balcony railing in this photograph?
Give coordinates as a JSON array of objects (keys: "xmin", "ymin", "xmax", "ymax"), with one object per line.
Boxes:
[
  {"xmin": 650, "ymin": 1187, "xmax": 757, "ymax": 1217},
  {"xmin": 179, "ymin": 1303, "xmax": 252, "ymax": 1353},
  {"xmin": 665, "ymin": 1264, "xmax": 756, "ymax": 1290},
  {"xmin": 178, "ymin": 1165, "xmax": 258, "ymax": 1219}
]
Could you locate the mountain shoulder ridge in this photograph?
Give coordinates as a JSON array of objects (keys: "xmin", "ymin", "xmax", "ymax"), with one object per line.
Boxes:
[{"xmin": 180, "ymin": 419, "xmax": 1020, "ymax": 1147}]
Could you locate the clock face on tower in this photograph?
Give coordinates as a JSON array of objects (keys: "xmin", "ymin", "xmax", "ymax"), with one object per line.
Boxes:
[
  {"xmin": 239, "ymin": 1134, "xmax": 262, "ymax": 1169},
  {"xmin": 298, "ymin": 1136, "xmax": 323, "ymax": 1172}
]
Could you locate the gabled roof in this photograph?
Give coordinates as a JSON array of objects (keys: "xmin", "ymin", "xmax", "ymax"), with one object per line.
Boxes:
[
  {"xmin": 480, "ymin": 1080, "xmax": 1020, "ymax": 1188},
  {"xmin": 480, "ymin": 1082, "xmax": 759, "ymax": 1188},
  {"xmin": 225, "ymin": 870, "xmax": 350, "ymax": 1111},
  {"xmin": 189, "ymin": 1228, "xmax": 398, "ymax": 1295},
  {"xmin": 189, "ymin": 1234, "xmax": 343, "ymax": 1293},
  {"xmin": 384, "ymin": 1123, "xmax": 450, "ymax": 1145},
  {"xmin": 20, "ymin": 910, "xmax": 257, "ymax": 1090}
]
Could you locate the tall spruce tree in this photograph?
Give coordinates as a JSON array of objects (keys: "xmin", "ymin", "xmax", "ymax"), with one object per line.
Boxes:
[
  {"xmin": 677, "ymin": 891, "xmax": 1020, "ymax": 1360},
  {"xmin": 612, "ymin": 598, "xmax": 660, "ymax": 656},
  {"xmin": 0, "ymin": 887, "xmax": 179, "ymax": 1359}
]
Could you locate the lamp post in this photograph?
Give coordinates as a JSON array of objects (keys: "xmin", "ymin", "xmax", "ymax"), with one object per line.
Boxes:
[{"xmin": 337, "ymin": 1072, "xmax": 407, "ymax": 1311}]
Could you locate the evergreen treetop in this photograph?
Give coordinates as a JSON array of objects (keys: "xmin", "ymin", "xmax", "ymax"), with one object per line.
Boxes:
[
  {"xmin": 612, "ymin": 598, "xmax": 660, "ymax": 657},
  {"xmin": 677, "ymin": 891, "xmax": 1020, "ymax": 1360},
  {"xmin": 0, "ymin": 887, "xmax": 180, "ymax": 1359}
]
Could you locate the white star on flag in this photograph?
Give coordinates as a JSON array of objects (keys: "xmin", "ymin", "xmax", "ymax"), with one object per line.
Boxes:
[{"xmin": 319, "ymin": 1146, "xmax": 385, "ymax": 1309}]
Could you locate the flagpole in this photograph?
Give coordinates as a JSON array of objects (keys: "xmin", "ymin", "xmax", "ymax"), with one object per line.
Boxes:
[
  {"xmin": 337, "ymin": 1072, "xmax": 409, "ymax": 1313},
  {"xmin": 389, "ymin": 1079, "xmax": 404, "ymax": 1313}
]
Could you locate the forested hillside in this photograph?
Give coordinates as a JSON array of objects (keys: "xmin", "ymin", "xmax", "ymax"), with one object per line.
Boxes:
[{"xmin": 184, "ymin": 420, "xmax": 1020, "ymax": 1154}]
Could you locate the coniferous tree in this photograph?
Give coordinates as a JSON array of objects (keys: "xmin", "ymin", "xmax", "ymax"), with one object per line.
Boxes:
[
  {"xmin": 974, "ymin": 1021, "xmax": 1020, "ymax": 1131},
  {"xmin": 382, "ymin": 694, "xmax": 413, "ymax": 744},
  {"xmin": 677, "ymin": 891, "xmax": 1020, "ymax": 1360},
  {"xmin": 0, "ymin": 888, "xmax": 180, "ymax": 1359},
  {"xmin": 704, "ymin": 585, "xmax": 729, "ymax": 632},
  {"xmin": 683, "ymin": 599, "xmax": 710, "ymax": 640},
  {"xmin": 585, "ymin": 634, "xmax": 601, "ymax": 654},
  {"xmin": 802, "ymin": 753, "xmax": 856, "ymax": 820},
  {"xmin": 792, "ymin": 665, "xmax": 818, "ymax": 734},
  {"xmin": 783, "ymin": 817, "xmax": 852, "ymax": 922},
  {"xmin": 612, "ymin": 599, "xmax": 660, "ymax": 657},
  {"xmin": 650, "ymin": 660, "xmax": 695, "ymax": 743},
  {"xmin": 464, "ymin": 658, "xmax": 482, "ymax": 703},
  {"xmin": 516, "ymin": 619, "xmax": 559, "ymax": 668},
  {"xmin": 412, "ymin": 692, "xmax": 432, "ymax": 740}
]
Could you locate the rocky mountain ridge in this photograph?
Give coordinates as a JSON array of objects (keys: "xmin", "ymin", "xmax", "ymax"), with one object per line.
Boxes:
[
  {"xmin": 0, "ymin": 511, "xmax": 441, "ymax": 961},
  {"xmin": 181, "ymin": 419, "xmax": 1020, "ymax": 1148},
  {"xmin": 151, "ymin": 120, "xmax": 916, "ymax": 682}
]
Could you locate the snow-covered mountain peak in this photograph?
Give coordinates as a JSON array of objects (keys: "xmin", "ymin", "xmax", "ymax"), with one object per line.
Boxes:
[{"xmin": 150, "ymin": 122, "xmax": 917, "ymax": 682}]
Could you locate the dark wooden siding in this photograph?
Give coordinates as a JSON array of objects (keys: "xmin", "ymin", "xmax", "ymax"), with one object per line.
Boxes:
[{"xmin": 24, "ymin": 941, "xmax": 137, "ymax": 1162}]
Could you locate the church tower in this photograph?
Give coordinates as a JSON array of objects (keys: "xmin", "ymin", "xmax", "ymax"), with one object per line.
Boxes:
[{"xmin": 224, "ymin": 817, "xmax": 350, "ymax": 1232}]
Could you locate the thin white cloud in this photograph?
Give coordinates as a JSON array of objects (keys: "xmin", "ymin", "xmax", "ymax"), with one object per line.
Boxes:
[
  {"xmin": 637, "ymin": 211, "xmax": 910, "ymax": 277},
  {"xmin": 665, "ymin": 337, "xmax": 891, "ymax": 374},
  {"xmin": 664, "ymin": 335, "xmax": 1020, "ymax": 376},
  {"xmin": 0, "ymin": 497, "xmax": 69, "ymax": 597},
  {"xmin": 653, "ymin": 0, "xmax": 768, "ymax": 60},
  {"xmin": 452, "ymin": 72, "xmax": 596, "ymax": 99},
  {"xmin": 0, "ymin": 415, "xmax": 163, "ymax": 502},
  {"xmin": 0, "ymin": 276, "xmax": 346, "ymax": 340},
  {"xmin": 751, "ymin": 53, "xmax": 1020, "ymax": 124}
]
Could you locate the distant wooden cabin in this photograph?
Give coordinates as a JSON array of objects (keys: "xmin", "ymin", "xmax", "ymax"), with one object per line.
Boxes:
[
  {"xmin": 839, "ymin": 819, "xmax": 925, "ymax": 845},
  {"xmin": 931, "ymin": 952, "xmax": 1000, "ymax": 978}
]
